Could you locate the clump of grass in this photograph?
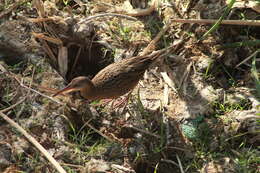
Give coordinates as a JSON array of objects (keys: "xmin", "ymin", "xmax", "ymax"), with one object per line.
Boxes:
[
  {"xmin": 212, "ymin": 99, "xmax": 252, "ymax": 116},
  {"xmin": 233, "ymin": 148, "xmax": 260, "ymax": 172},
  {"xmin": 66, "ymin": 122, "xmax": 112, "ymax": 162},
  {"xmin": 200, "ymin": 0, "xmax": 236, "ymax": 41}
]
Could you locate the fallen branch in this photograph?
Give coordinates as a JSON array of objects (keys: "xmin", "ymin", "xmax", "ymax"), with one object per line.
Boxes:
[
  {"xmin": 0, "ymin": 105, "xmax": 67, "ymax": 173},
  {"xmin": 172, "ymin": 19, "xmax": 260, "ymax": 26},
  {"xmin": 0, "ymin": 98, "xmax": 26, "ymax": 113},
  {"xmin": 79, "ymin": 13, "xmax": 137, "ymax": 24}
]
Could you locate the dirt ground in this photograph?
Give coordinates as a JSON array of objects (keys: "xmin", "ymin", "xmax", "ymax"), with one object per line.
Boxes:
[{"xmin": 0, "ymin": 0, "xmax": 259, "ymax": 173}]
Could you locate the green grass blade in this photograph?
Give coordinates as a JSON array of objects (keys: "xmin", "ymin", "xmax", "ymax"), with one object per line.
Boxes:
[{"xmin": 199, "ymin": 0, "xmax": 236, "ymax": 41}]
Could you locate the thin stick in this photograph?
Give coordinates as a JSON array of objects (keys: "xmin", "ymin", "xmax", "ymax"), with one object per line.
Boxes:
[
  {"xmin": 172, "ymin": 19, "xmax": 260, "ymax": 26},
  {"xmin": 176, "ymin": 154, "xmax": 184, "ymax": 173},
  {"xmin": 27, "ymin": 16, "xmax": 61, "ymax": 23},
  {"xmin": 13, "ymin": 76, "xmax": 63, "ymax": 105},
  {"xmin": 84, "ymin": 120, "xmax": 114, "ymax": 142},
  {"xmin": 79, "ymin": 13, "xmax": 137, "ymax": 24},
  {"xmin": 236, "ymin": 50, "xmax": 259, "ymax": 68},
  {"xmin": 0, "ymin": 111, "xmax": 66, "ymax": 173},
  {"xmin": 1, "ymin": 98, "xmax": 26, "ymax": 113}
]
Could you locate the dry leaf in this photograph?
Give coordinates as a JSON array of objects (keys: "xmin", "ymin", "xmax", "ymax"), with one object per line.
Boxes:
[{"xmin": 58, "ymin": 46, "xmax": 68, "ymax": 78}]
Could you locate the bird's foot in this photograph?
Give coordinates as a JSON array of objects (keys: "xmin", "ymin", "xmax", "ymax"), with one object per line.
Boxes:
[{"xmin": 111, "ymin": 94, "xmax": 131, "ymax": 110}]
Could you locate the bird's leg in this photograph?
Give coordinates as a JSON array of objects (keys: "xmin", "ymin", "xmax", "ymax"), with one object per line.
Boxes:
[
  {"xmin": 91, "ymin": 99, "xmax": 113, "ymax": 107},
  {"xmin": 98, "ymin": 98, "xmax": 125, "ymax": 108},
  {"xmin": 95, "ymin": 92, "xmax": 132, "ymax": 109},
  {"xmin": 111, "ymin": 92, "xmax": 132, "ymax": 109}
]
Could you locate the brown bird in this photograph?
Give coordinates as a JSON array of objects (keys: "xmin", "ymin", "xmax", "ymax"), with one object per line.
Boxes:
[{"xmin": 53, "ymin": 46, "xmax": 174, "ymax": 101}]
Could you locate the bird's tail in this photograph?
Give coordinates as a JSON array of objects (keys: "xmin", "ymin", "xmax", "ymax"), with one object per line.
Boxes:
[{"xmin": 144, "ymin": 39, "xmax": 182, "ymax": 61}]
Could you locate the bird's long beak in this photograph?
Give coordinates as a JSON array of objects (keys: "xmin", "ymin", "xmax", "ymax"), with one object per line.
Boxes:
[{"xmin": 53, "ymin": 84, "xmax": 77, "ymax": 97}]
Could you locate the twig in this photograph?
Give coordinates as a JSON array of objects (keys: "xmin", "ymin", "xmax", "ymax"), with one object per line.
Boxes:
[
  {"xmin": 0, "ymin": 98, "xmax": 26, "ymax": 113},
  {"xmin": 76, "ymin": 118, "xmax": 93, "ymax": 135},
  {"xmin": 0, "ymin": 108, "xmax": 67, "ymax": 173},
  {"xmin": 172, "ymin": 19, "xmax": 260, "ymax": 26},
  {"xmin": 236, "ymin": 50, "xmax": 259, "ymax": 68},
  {"xmin": 13, "ymin": 76, "xmax": 63, "ymax": 105},
  {"xmin": 32, "ymin": 33, "xmax": 63, "ymax": 45},
  {"xmin": 79, "ymin": 13, "xmax": 137, "ymax": 24},
  {"xmin": 84, "ymin": 120, "xmax": 115, "ymax": 142},
  {"xmin": 176, "ymin": 154, "xmax": 184, "ymax": 173},
  {"xmin": 20, "ymin": 81, "xmax": 63, "ymax": 105}
]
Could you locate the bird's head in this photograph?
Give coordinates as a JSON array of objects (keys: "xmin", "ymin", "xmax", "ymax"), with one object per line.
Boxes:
[{"xmin": 53, "ymin": 76, "xmax": 93, "ymax": 97}]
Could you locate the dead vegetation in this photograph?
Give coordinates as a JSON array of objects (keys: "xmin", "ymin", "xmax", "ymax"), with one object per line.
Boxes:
[{"xmin": 0, "ymin": 0, "xmax": 259, "ymax": 173}]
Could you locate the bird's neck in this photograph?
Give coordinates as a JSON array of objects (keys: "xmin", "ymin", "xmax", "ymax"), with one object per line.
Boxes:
[{"xmin": 80, "ymin": 82, "xmax": 98, "ymax": 100}]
